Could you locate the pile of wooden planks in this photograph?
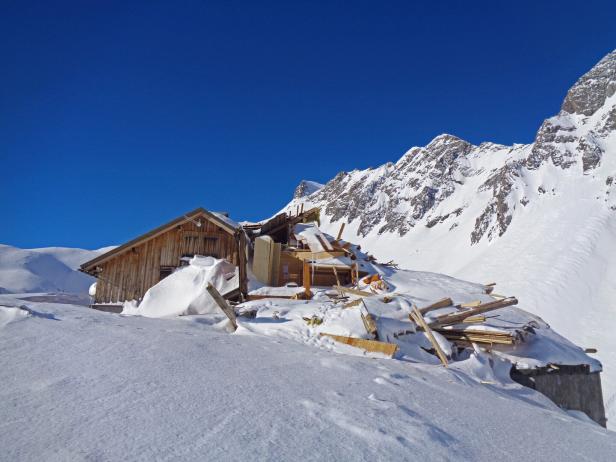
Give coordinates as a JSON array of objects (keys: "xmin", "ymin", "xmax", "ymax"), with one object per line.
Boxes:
[
  {"xmin": 409, "ymin": 296, "xmax": 523, "ymax": 351},
  {"xmin": 434, "ymin": 328, "xmax": 518, "ymax": 345},
  {"xmin": 427, "ymin": 297, "xmax": 518, "ymax": 328}
]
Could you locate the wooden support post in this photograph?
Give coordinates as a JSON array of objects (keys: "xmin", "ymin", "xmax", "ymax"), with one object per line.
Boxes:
[
  {"xmin": 411, "ymin": 305, "xmax": 448, "ymax": 367},
  {"xmin": 206, "ymin": 283, "xmax": 238, "ymax": 331},
  {"xmin": 336, "ymin": 222, "xmax": 346, "ymax": 241},
  {"xmin": 419, "ymin": 297, "xmax": 453, "ymax": 315},
  {"xmin": 237, "ymin": 231, "xmax": 248, "ymax": 300},
  {"xmin": 303, "ymin": 260, "xmax": 311, "ymax": 298}
]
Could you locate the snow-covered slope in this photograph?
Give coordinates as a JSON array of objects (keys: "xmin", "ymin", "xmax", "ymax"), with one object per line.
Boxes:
[
  {"xmin": 0, "ymin": 244, "xmax": 113, "ymax": 294},
  {"xmin": 284, "ymin": 49, "xmax": 616, "ymax": 422},
  {"xmin": 2, "ymin": 294, "xmax": 615, "ymax": 461}
]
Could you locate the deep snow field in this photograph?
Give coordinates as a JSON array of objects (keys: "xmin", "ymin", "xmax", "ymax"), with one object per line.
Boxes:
[{"xmin": 2, "ymin": 276, "xmax": 616, "ymax": 461}]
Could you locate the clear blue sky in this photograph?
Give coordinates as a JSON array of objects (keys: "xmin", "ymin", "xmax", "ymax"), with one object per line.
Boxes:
[{"xmin": 1, "ymin": 0, "xmax": 615, "ymax": 249}]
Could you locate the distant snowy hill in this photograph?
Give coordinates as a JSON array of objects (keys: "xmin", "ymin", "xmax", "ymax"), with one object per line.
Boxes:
[
  {"xmin": 285, "ymin": 49, "xmax": 616, "ymax": 421},
  {"xmin": 0, "ymin": 244, "xmax": 113, "ymax": 294}
]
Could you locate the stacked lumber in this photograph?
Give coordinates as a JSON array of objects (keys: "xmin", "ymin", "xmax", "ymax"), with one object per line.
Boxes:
[
  {"xmin": 428, "ymin": 297, "xmax": 518, "ymax": 328},
  {"xmin": 435, "ymin": 328, "xmax": 517, "ymax": 345},
  {"xmin": 408, "ymin": 296, "xmax": 523, "ymax": 349}
]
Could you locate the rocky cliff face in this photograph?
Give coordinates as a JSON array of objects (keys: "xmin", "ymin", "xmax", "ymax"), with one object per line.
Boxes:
[{"xmin": 287, "ymin": 49, "xmax": 616, "ymax": 246}]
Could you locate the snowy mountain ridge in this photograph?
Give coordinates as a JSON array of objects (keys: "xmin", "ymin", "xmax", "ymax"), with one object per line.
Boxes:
[{"xmin": 291, "ymin": 50, "xmax": 616, "ymax": 243}]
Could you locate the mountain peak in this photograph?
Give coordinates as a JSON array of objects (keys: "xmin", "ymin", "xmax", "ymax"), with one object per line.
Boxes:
[
  {"xmin": 427, "ymin": 133, "xmax": 470, "ymax": 146},
  {"xmin": 293, "ymin": 180, "xmax": 324, "ymax": 199},
  {"xmin": 561, "ymin": 49, "xmax": 616, "ymax": 116}
]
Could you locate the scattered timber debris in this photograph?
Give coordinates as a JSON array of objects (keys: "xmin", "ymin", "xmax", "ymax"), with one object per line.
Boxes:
[
  {"xmin": 302, "ymin": 316, "xmax": 323, "ymax": 326},
  {"xmin": 428, "ymin": 297, "xmax": 518, "ymax": 329},
  {"xmin": 319, "ymin": 333, "xmax": 398, "ymax": 358}
]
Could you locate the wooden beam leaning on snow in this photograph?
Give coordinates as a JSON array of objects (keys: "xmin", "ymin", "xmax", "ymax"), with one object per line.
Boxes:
[
  {"xmin": 410, "ymin": 305, "xmax": 449, "ymax": 367},
  {"xmin": 333, "ymin": 285, "xmax": 373, "ymax": 297},
  {"xmin": 428, "ymin": 297, "xmax": 518, "ymax": 329},
  {"xmin": 206, "ymin": 283, "xmax": 238, "ymax": 331},
  {"xmin": 418, "ymin": 297, "xmax": 453, "ymax": 315},
  {"xmin": 361, "ymin": 312, "xmax": 378, "ymax": 339},
  {"xmin": 319, "ymin": 333, "xmax": 398, "ymax": 358}
]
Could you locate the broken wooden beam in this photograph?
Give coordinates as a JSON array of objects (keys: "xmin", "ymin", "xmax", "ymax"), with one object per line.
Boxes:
[
  {"xmin": 410, "ymin": 305, "xmax": 448, "ymax": 367},
  {"xmin": 319, "ymin": 333, "xmax": 398, "ymax": 358},
  {"xmin": 336, "ymin": 222, "xmax": 346, "ymax": 241},
  {"xmin": 206, "ymin": 283, "xmax": 238, "ymax": 331},
  {"xmin": 418, "ymin": 297, "xmax": 453, "ymax": 315},
  {"xmin": 333, "ymin": 285, "xmax": 373, "ymax": 297},
  {"xmin": 429, "ymin": 297, "xmax": 518, "ymax": 328}
]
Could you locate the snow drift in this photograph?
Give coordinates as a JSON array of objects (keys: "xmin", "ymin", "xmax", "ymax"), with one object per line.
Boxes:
[
  {"xmin": 0, "ymin": 244, "xmax": 113, "ymax": 294},
  {"xmin": 122, "ymin": 256, "xmax": 238, "ymax": 318}
]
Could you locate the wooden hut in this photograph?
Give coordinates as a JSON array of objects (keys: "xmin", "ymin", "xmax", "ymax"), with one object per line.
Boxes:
[{"xmin": 80, "ymin": 207, "xmax": 248, "ymax": 308}]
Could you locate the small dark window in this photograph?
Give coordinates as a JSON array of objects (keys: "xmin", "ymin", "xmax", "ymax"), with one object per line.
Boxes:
[{"xmin": 159, "ymin": 266, "xmax": 175, "ymax": 280}]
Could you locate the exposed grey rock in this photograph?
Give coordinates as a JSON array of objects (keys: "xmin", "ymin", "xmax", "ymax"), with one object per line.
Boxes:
[
  {"xmin": 293, "ymin": 180, "xmax": 324, "ymax": 199},
  {"xmin": 562, "ymin": 50, "xmax": 616, "ymax": 116}
]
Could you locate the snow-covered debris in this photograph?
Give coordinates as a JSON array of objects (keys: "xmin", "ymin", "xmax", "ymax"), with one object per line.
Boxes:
[{"xmin": 122, "ymin": 256, "xmax": 238, "ymax": 318}]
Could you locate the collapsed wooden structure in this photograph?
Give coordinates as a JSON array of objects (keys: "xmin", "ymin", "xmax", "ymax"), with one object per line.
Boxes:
[
  {"xmin": 249, "ymin": 208, "xmax": 368, "ymax": 292},
  {"xmin": 80, "ymin": 207, "xmax": 248, "ymax": 307}
]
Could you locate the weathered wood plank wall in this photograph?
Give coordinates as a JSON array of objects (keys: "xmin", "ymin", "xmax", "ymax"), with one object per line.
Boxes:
[{"xmin": 95, "ymin": 218, "xmax": 238, "ymax": 304}]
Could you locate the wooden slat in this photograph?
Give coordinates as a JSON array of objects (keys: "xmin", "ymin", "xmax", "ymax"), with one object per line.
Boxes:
[{"xmin": 320, "ymin": 333, "xmax": 398, "ymax": 357}]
